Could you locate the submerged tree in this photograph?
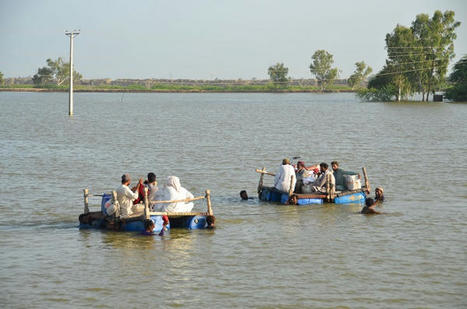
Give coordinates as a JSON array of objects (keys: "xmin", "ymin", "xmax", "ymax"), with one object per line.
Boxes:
[
  {"xmin": 445, "ymin": 55, "xmax": 467, "ymax": 101},
  {"xmin": 348, "ymin": 61, "xmax": 373, "ymax": 89},
  {"xmin": 33, "ymin": 57, "xmax": 82, "ymax": 86},
  {"xmin": 268, "ymin": 63, "xmax": 289, "ymax": 86},
  {"xmin": 309, "ymin": 50, "xmax": 339, "ymax": 91}
]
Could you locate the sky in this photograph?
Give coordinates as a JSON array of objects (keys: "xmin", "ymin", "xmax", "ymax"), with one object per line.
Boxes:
[{"xmin": 0, "ymin": 0, "xmax": 466, "ymax": 80}]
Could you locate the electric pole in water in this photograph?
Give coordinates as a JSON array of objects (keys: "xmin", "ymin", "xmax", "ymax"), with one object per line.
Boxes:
[{"xmin": 65, "ymin": 30, "xmax": 80, "ymax": 116}]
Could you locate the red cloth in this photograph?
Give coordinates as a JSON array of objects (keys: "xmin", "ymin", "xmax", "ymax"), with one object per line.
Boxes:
[{"xmin": 133, "ymin": 184, "xmax": 145, "ymax": 204}]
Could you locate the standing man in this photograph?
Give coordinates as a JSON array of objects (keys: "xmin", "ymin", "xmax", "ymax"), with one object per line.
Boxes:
[
  {"xmin": 274, "ymin": 158, "xmax": 297, "ymax": 193},
  {"xmin": 331, "ymin": 161, "xmax": 359, "ymax": 191},
  {"xmin": 117, "ymin": 174, "xmax": 144, "ymax": 217}
]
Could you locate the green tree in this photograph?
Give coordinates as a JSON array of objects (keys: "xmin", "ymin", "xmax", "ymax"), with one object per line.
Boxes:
[
  {"xmin": 348, "ymin": 61, "xmax": 373, "ymax": 89},
  {"xmin": 0, "ymin": 71, "xmax": 4, "ymax": 86},
  {"xmin": 385, "ymin": 10, "xmax": 460, "ymax": 101},
  {"xmin": 33, "ymin": 57, "xmax": 82, "ymax": 86},
  {"xmin": 445, "ymin": 55, "xmax": 467, "ymax": 101},
  {"xmin": 268, "ymin": 63, "xmax": 289, "ymax": 86},
  {"xmin": 309, "ymin": 50, "xmax": 338, "ymax": 91}
]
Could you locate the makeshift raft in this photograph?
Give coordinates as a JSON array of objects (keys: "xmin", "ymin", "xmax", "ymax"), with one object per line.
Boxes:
[
  {"xmin": 79, "ymin": 188, "xmax": 215, "ymax": 233},
  {"xmin": 256, "ymin": 167, "xmax": 370, "ymax": 205}
]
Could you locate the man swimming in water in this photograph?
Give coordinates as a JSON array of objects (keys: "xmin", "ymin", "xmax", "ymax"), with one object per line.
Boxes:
[{"xmin": 361, "ymin": 198, "xmax": 381, "ymax": 214}]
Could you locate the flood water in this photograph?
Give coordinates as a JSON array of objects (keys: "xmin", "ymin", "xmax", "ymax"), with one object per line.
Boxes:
[{"xmin": 0, "ymin": 92, "xmax": 466, "ymax": 308}]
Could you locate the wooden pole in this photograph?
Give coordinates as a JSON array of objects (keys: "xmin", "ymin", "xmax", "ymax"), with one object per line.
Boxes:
[
  {"xmin": 143, "ymin": 186, "xmax": 149, "ymax": 219},
  {"xmin": 150, "ymin": 195, "xmax": 206, "ymax": 205},
  {"xmin": 255, "ymin": 168, "xmax": 275, "ymax": 176},
  {"xmin": 83, "ymin": 188, "xmax": 89, "ymax": 214},
  {"xmin": 257, "ymin": 167, "xmax": 266, "ymax": 193},
  {"xmin": 362, "ymin": 167, "xmax": 370, "ymax": 193},
  {"xmin": 205, "ymin": 190, "xmax": 213, "ymax": 216},
  {"xmin": 288, "ymin": 175, "xmax": 295, "ymax": 197},
  {"xmin": 111, "ymin": 190, "xmax": 118, "ymax": 217}
]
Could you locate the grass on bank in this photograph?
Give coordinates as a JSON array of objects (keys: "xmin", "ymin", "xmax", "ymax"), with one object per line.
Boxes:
[{"xmin": 0, "ymin": 83, "xmax": 354, "ymax": 92}]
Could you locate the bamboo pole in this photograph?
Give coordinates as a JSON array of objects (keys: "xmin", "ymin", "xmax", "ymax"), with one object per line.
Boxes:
[
  {"xmin": 150, "ymin": 195, "xmax": 206, "ymax": 205},
  {"xmin": 257, "ymin": 167, "xmax": 266, "ymax": 193},
  {"xmin": 149, "ymin": 211, "xmax": 209, "ymax": 216},
  {"xmin": 143, "ymin": 187, "xmax": 149, "ymax": 219},
  {"xmin": 205, "ymin": 190, "xmax": 213, "ymax": 216},
  {"xmin": 255, "ymin": 168, "xmax": 275, "ymax": 176},
  {"xmin": 111, "ymin": 190, "xmax": 118, "ymax": 217},
  {"xmin": 288, "ymin": 175, "xmax": 295, "ymax": 197},
  {"xmin": 83, "ymin": 188, "xmax": 89, "ymax": 214},
  {"xmin": 362, "ymin": 167, "xmax": 370, "ymax": 193}
]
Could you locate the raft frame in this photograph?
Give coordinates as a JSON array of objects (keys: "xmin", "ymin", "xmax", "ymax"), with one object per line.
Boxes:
[
  {"xmin": 79, "ymin": 187, "xmax": 215, "ymax": 232},
  {"xmin": 256, "ymin": 167, "xmax": 370, "ymax": 205}
]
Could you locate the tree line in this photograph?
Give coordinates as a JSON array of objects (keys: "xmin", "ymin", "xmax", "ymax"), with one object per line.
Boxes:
[
  {"xmin": 268, "ymin": 50, "xmax": 372, "ymax": 91},
  {"xmin": 359, "ymin": 10, "xmax": 462, "ymax": 102}
]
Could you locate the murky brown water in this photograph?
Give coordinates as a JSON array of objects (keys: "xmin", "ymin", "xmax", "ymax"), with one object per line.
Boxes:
[{"xmin": 0, "ymin": 92, "xmax": 466, "ymax": 308}]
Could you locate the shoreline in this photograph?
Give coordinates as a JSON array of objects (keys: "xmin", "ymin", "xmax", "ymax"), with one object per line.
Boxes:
[{"xmin": 0, "ymin": 87, "xmax": 356, "ymax": 94}]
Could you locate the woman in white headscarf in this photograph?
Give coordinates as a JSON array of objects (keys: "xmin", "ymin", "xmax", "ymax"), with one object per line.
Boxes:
[{"xmin": 155, "ymin": 176, "xmax": 194, "ymax": 212}]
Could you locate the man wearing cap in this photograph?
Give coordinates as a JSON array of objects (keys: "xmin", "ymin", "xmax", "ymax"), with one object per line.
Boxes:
[
  {"xmin": 375, "ymin": 187, "xmax": 384, "ymax": 203},
  {"xmin": 274, "ymin": 158, "xmax": 296, "ymax": 193},
  {"xmin": 116, "ymin": 174, "xmax": 145, "ymax": 218}
]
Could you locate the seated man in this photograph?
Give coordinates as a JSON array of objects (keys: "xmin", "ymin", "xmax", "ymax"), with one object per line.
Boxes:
[
  {"xmin": 274, "ymin": 158, "xmax": 297, "ymax": 193},
  {"xmin": 331, "ymin": 161, "xmax": 359, "ymax": 191},
  {"xmin": 117, "ymin": 174, "xmax": 145, "ymax": 218},
  {"xmin": 294, "ymin": 161, "xmax": 307, "ymax": 193},
  {"xmin": 311, "ymin": 162, "xmax": 335, "ymax": 193}
]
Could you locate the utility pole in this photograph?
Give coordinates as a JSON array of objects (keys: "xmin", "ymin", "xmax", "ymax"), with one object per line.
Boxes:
[{"xmin": 65, "ymin": 30, "xmax": 80, "ymax": 116}]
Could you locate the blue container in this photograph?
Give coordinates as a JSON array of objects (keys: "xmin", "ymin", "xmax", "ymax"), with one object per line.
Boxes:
[
  {"xmin": 269, "ymin": 190, "xmax": 283, "ymax": 202},
  {"xmin": 187, "ymin": 215, "xmax": 207, "ymax": 229},
  {"xmin": 101, "ymin": 193, "xmax": 112, "ymax": 214},
  {"xmin": 280, "ymin": 193, "xmax": 290, "ymax": 204},
  {"xmin": 297, "ymin": 198, "xmax": 324, "ymax": 205},
  {"xmin": 334, "ymin": 192, "xmax": 366, "ymax": 204},
  {"xmin": 122, "ymin": 216, "xmax": 170, "ymax": 233}
]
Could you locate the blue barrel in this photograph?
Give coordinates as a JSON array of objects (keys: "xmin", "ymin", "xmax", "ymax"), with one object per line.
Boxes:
[
  {"xmin": 122, "ymin": 216, "xmax": 170, "ymax": 233},
  {"xmin": 297, "ymin": 198, "xmax": 323, "ymax": 205},
  {"xmin": 334, "ymin": 192, "xmax": 366, "ymax": 204},
  {"xmin": 101, "ymin": 193, "xmax": 112, "ymax": 214},
  {"xmin": 187, "ymin": 215, "xmax": 207, "ymax": 229}
]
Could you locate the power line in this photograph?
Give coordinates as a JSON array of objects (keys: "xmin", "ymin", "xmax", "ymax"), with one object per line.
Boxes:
[
  {"xmin": 386, "ymin": 59, "xmax": 443, "ymax": 66},
  {"xmin": 374, "ymin": 67, "xmax": 441, "ymax": 77}
]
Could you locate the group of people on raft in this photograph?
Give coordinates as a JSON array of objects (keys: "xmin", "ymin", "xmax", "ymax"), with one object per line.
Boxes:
[
  {"xmin": 272, "ymin": 158, "xmax": 384, "ymax": 214},
  {"xmin": 116, "ymin": 173, "xmax": 196, "ymax": 234},
  {"xmin": 273, "ymin": 158, "xmax": 361, "ymax": 194}
]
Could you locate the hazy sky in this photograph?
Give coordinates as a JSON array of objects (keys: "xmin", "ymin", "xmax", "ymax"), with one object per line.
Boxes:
[{"xmin": 1, "ymin": 0, "xmax": 466, "ymax": 79}]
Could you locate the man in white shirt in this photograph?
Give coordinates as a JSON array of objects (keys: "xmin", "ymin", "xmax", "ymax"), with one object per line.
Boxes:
[
  {"xmin": 274, "ymin": 158, "xmax": 297, "ymax": 193},
  {"xmin": 117, "ymin": 174, "xmax": 144, "ymax": 217}
]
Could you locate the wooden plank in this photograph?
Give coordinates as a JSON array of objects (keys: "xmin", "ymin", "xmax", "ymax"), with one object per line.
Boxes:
[
  {"xmin": 255, "ymin": 168, "xmax": 275, "ymax": 176},
  {"xmin": 362, "ymin": 167, "xmax": 370, "ymax": 193},
  {"xmin": 149, "ymin": 211, "xmax": 208, "ymax": 217},
  {"xmin": 83, "ymin": 188, "xmax": 90, "ymax": 214},
  {"xmin": 205, "ymin": 190, "xmax": 213, "ymax": 216},
  {"xmin": 150, "ymin": 195, "xmax": 206, "ymax": 205}
]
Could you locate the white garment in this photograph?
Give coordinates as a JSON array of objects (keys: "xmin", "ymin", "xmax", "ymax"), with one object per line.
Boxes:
[
  {"xmin": 155, "ymin": 176, "xmax": 194, "ymax": 212},
  {"xmin": 274, "ymin": 164, "xmax": 297, "ymax": 192},
  {"xmin": 116, "ymin": 184, "xmax": 139, "ymax": 217},
  {"xmin": 147, "ymin": 183, "xmax": 159, "ymax": 202}
]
